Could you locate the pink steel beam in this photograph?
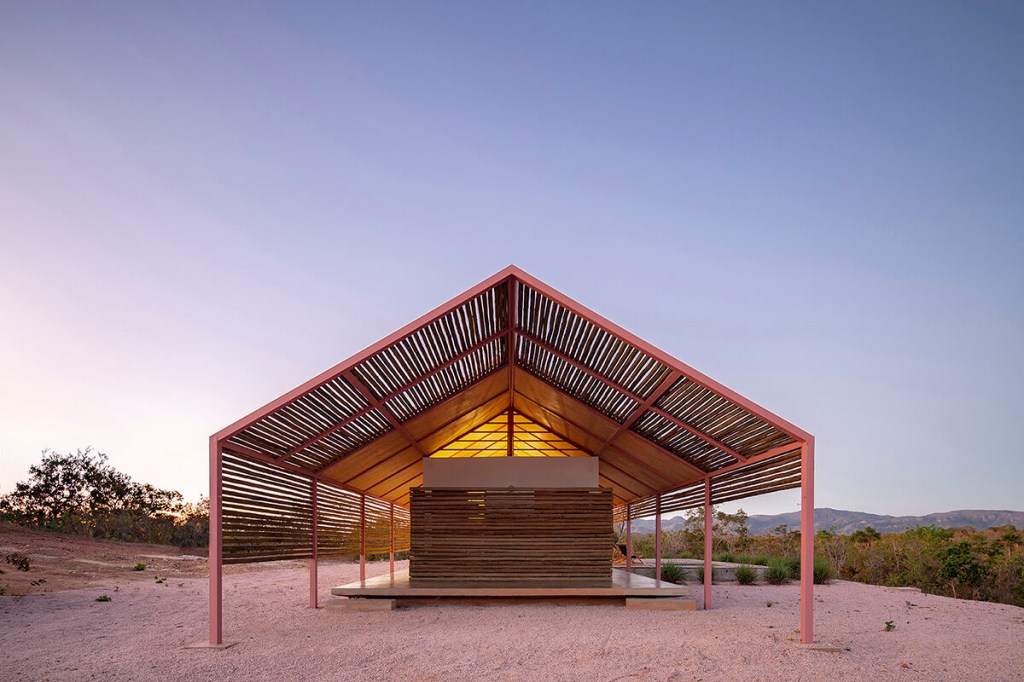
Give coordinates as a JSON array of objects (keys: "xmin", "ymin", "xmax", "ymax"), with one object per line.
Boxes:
[
  {"xmin": 214, "ymin": 269, "xmax": 519, "ymax": 444},
  {"xmin": 800, "ymin": 438, "xmax": 815, "ymax": 643},
  {"xmin": 590, "ymin": 371, "xmax": 682, "ymax": 459},
  {"xmin": 309, "ymin": 480, "xmax": 318, "ymax": 609},
  {"xmin": 655, "ymin": 494, "xmax": 662, "ymax": 582},
  {"xmin": 517, "ymin": 327, "xmax": 746, "ymax": 463},
  {"xmin": 703, "ymin": 477, "xmax": 712, "ymax": 610},
  {"xmin": 626, "ymin": 438, "xmax": 807, "ymax": 512},
  {"xmin": 342, "ymin": 370, "xmax": 432, "ymax": 459},
  {"xmin": 208, "ymin": 437, "xmax": 223, "ymax": 645},
  {"xmin": 625, "ymin": 504, "xmax": 633, "ymax": 573},
  {"xmin": 707, "ymin": 441, "xmax": 803, "ymax": 480},
  {"xmin": 220, "ymin": 441, "xmax": 400, "ymax": 508},
  {"xmin": 511, "ymin": 266, "xmax": 812, "ymax": 443},
  {"xmin": 359, "ymin": 494, "xmax": 366, "ymax": 583},
  {"xmin": 285, "ymin": 326, "xmax": 511, "ymax": 463},
  {"xmin": 280, "ymin": 403, "xmax": 378, "ymax": 462}
]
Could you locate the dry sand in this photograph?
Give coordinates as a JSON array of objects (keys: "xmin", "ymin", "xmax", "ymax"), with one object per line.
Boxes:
[{"xmin": 2, "ymin": 529, "xmax": 1022, "ymax": 681}]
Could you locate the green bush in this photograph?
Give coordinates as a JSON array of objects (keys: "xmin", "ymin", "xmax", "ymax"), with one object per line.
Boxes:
[
  {"xmin": 133, "ymin": 562, "xmax": 146, "ymax": 571},
  {"xmin": 659, "ymin": 562, "xmax": 688, "ymax": 585},
  {"xmin": 814, "ymin": 556, "xmax": 833, "ymax": 584},
  {"xmin": 735, "ymin": 564, "xmax": 757, "ymax": 585},
  {"xmin": 95, "ymin": 594, "xmax": 111, "ymax": 602},
  {"xmin": 714, "ymin": 551, "xmax": 736, "ymax": 563},
  {"xmin": 785, "ymin": 557, "xmax": 801, "ymax": 580},
  {"xmin": 766, "ymin": 559, "xmax": 790, "ymax": 585},
  {"xmin": 696, "ymin": 565, "xmax": 717, "ymax": 584}
]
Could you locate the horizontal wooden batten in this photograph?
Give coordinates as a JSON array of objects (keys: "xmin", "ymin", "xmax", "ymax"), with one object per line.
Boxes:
[{"xmin": 409, "ymin": 487, "xmax": 612, "ymax": 585}]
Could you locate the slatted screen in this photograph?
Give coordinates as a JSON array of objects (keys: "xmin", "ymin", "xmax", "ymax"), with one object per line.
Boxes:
[
  {"xmin": 222, "ymin": 451, "xmax": 410, "ymax": 564},
  {"xmin": 409, "ymin": 487, "xmax": 612, "ymax": 585},
  {"xmin": 621, "ymin": 445, "xmax": 804, "ymax": 520}
]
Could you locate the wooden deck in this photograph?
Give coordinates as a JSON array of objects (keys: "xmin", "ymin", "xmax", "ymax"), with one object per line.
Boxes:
[{"xmin": 331, "ymin": 568, "xmax": 691, "ymax": 599}]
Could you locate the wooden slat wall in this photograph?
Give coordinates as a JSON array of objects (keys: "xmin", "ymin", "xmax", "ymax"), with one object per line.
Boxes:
[
  {"xmin": 223, "ymin": 451, "xmax": 313, "ymax": 564},
  {"xmin": 409, "ymin": 487, "xmax": 612, "ymax": 585},
  {"xmin": 222, "ymin": 452, "xmax": 410, "ymax": 564}
]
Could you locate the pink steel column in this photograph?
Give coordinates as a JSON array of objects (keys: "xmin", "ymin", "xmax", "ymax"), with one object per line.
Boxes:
[
  {"xmin": 625, "ymin": 504, "xmax": 633, "ymax": 573},
  {"xmin": 800, "ymin": 438, "xmax": 816, "ymax": 644},
  {"xmin": 389, "ymin": 501, "xmax": 395, "ymax": 577},
  {"xmin": 703, "ymin": 477, "xmax": 712, "ymax": 610},
  {"xmin": 655, "ymin": 494, "xmax": 662, "ymax": 581},
  {"xmin": 309, "ymin": 480, "xmax": 318, "ymax": 609},
  {"xmin": 359, "ymin": 493, "xmax": 366, "ymax": 583},
  {"xmin": 208, "ymin": 437, "xmax": 223, "ymax": 645}
]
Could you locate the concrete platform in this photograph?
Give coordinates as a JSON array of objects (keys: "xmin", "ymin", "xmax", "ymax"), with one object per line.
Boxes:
[
  {"xmin": 625, "ymin": 597, "xmax": 697, "ymax": 611},
  {"xmin": 324, "ymin": 598, "xmax": 397, "ymax": 612},
  {"xmin": 331, "ymin": 568, "xmax": 691, "ymax": 599}
]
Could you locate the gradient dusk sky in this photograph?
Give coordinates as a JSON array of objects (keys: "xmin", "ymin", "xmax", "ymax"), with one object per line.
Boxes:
[{"xmin": 1, "ymin": 3, "xmax": 1022, "ymax": 517}]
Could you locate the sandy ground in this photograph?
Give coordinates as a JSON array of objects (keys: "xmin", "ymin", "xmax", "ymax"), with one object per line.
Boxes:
[{"xmin": 2, "ymin": 528, "xmax": 1023, "ymax": 681}]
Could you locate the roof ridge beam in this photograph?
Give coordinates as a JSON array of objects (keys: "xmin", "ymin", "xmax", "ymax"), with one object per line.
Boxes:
[{"xmin": 517, "ymin": 328, "xmax": 747, "ymax": 463}]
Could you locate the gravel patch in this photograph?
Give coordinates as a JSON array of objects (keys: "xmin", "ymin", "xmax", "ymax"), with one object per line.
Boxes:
[{"xmin": 2, "ymin": 560, "xmax": 1022, "ymax": 681}]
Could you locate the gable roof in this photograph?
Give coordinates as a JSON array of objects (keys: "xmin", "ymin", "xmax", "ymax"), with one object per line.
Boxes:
[{"xmin": 213, "ymin": 266, "xmax": 811, "ymax": 511}]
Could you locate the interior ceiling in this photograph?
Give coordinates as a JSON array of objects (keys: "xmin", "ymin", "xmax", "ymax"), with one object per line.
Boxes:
[{"xmin": 215, "ymin": 266, "xmax": 810, "ymax": 510}]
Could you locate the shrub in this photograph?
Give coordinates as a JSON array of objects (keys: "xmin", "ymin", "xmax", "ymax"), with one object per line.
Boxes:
[
  {"xmin": 785, "ymin": 557, "xmax": 801, "ymax": 580},
  {"xmin": 735, "ymin": 564, "xmax": 757, "ymax": 585},
  {"xmin": 659, "ymin": 562, "xmax": 688, "ymax": 585},
  {"xmin": 696, "ymin": 565, "xmax": 717, "ymax": 583},
  {"xmin": 5, "ymin": 553, "xmax": 30, "ymax": 572},
  {"xmin": 714, "ymin": 551, "xmax": 736, "ymax": 563},
  {"xmin": 814, "ymin": 556, "xmax": 833, "ymax": 584},
  {"xmin": 95, "ymin": 594, "xmax": 111, "ymax": 602},
  {"xmin": 766, "ymin": 560, "xmax": 790, "ymax": 585},
  {"xmin": 133, "ymin": 562, "xmax": 146, "ymax": 572}
]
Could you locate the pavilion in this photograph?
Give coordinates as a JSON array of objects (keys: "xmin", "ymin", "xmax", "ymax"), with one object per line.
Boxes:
[{"xmin": 206, "ymin": 265, "xmax": 815, "ymax": 645}]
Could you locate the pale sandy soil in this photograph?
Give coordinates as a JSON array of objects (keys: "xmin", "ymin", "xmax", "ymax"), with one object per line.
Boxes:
[{"xmin": 2, "ymin": 528, "xmax": 1023, "ymax": 681}]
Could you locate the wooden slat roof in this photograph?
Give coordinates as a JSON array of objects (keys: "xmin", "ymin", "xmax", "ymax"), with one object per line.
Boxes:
[{"xmin": 214, "ymin": 266, "xmax": 811, "ymax": 512}]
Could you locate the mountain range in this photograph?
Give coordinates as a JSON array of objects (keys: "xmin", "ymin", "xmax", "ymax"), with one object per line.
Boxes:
[{"xmin": 628, "ymin": 508, "xmax": 1024, "ymax": 535}]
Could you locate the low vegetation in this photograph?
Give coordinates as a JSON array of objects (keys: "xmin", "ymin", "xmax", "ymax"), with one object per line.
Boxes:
[
  {"xmin": 0, "ymin": 448, "xmax": 209, "ymax": 547},
  {"xmin": 658, "ymin": 562, "xmax": 687, "ymax": 584},
  {"xmin": 735, "ymin": 564, "xmax": 757, "ymax": 585},
  {"xmin": 623, "ymin": 505, "xmax": 1024, "ymax": 607}
]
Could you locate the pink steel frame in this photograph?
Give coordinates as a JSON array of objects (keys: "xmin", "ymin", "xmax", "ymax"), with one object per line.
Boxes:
[{"xmin": 206, "ymin": 266, "xmax": 815, "ymax": 645}]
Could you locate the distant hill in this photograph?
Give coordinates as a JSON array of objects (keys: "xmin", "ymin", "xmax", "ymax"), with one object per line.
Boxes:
[{"xmin": 628, "ymin": 508, "xmax": 1024, "ymax": 535}]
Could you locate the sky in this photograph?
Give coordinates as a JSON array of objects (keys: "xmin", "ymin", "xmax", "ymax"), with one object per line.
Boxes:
[{"xmin": 1, "ymin": 2, "xmax": 1022, "ymax": 518}]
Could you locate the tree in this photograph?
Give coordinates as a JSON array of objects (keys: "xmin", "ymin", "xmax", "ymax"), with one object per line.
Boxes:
[{"xmin": 0, "ymin": 448, "xmax": 195, "ymax": 542}]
